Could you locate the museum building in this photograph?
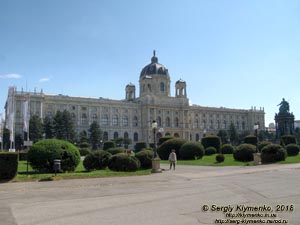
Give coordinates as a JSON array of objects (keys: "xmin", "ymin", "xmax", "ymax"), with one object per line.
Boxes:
[{"xmin": 5, "ymin": 52, "xmax": 265, "ymax": 144}]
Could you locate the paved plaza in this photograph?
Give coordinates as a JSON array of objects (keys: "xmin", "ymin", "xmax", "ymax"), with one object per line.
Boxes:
[{"xmin": 1, "ymin": 163, "xmax": 300, "ymax": 225}]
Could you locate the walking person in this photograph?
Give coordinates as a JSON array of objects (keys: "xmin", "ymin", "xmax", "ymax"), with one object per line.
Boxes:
[{"xmin": 168, "ymin": 149, "xmax": 177, "ymax": 170}]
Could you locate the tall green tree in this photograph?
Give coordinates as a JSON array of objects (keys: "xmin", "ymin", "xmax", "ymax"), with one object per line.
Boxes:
[
  {"xmin": 217, "ymin": 129, "xmax": 228, "ymax": 144},
  {"xmin": 79, "ymin": 130, "xmax": 88, "ymax": 143},
  {"xmin": 43, "ymin": 115, "xmax": 55, "ymax": 139},
  {"xmin": 29, "ymin": 115, "xmax": 43, "ymax": 142},
  {"xmin": 88, "ymin": 121, "xmax": 102, "ymax": 150},
  {"xmin": 228, "ymin": 122, "xmax": 239, "ymax": 145},
  {"xmin": 53, "ymin": 110, "xmax": 75, "ymax": 142}
]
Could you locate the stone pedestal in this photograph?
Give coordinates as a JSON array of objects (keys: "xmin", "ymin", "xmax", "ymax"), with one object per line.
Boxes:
[
  {"xmin": 151, "ymin": 157, "xmax": 162, "ymax": 173},
  {"xmin": 253, "ymin": 153, "xmax": 261, "ymax": 166}
]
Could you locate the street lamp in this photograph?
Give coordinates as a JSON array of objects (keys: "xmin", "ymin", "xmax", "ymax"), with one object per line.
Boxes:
[
  {"xmin": 152, "ymin": 120, "xmax": 158, "ymax": 157},
  {"xmin": 253, "ymin": 123, "xmax": 259, "ymax": 153},
  {"xmin": 151, "ymin": 120, "xmax": 161, "ymax": 173}
]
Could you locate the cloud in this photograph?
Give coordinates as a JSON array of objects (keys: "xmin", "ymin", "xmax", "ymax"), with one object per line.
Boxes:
[
  {"xmin": 39, "ymin": 77, "xmax": 51, "ymax": 83},
  {"xmin": 0, "ymin": 73, "xmax": 22, "ymax": 79}
]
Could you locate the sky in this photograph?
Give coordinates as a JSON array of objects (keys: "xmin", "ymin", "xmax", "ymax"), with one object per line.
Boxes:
[{"xmin": 0, "ymin": 0, "xmax": 300, "ymax": 126}]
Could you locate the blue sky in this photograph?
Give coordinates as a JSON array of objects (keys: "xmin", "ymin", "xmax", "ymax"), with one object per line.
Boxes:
[{"xmin": 1, "ymin": 0, "xmax": 300, "ymax": 126}]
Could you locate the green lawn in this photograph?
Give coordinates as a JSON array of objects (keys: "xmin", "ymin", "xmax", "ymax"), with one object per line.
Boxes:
[
  {"xmin": 15, "ymin": 160, "xmax": 151, "ymax": 182},
  {"xmin": 14, "ymin": 154, "xmax": 300, "ymax": 182},
  {"xmin": 161, "ymin": 154, "xmax": 300, "ymax": 166}
]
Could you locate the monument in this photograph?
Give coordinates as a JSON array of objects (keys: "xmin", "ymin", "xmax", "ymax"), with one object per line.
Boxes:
[{"xmin": 275, "ymin": 98, "xmax": 295, "ymax": 138}]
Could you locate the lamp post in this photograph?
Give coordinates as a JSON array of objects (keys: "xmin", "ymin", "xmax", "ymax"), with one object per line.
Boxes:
[
  {"xmin": 151, "ymin": 120, "xmax": 161, "ymax": 173},
  {"xmin": 253, "ymin": 123, "xmax": 259, "ymax": 153},
  {"xmin": 253, "ymin": 122, "xmax": 261, "ymax": 165}
]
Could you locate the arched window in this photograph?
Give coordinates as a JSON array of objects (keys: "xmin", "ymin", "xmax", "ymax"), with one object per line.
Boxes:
[
  {"xmin": 113, "ymin": 115, "xmax": 118, "ymax": 126},
  {"xmin": 134, "ymin": 132, "xmax": 138, "ymax": 142},
  {"xmin": 103, "ymin": 132, "xmax": 108, "ymax": 141},
  {"xmin": 194, "ymin": 119, "xmax": 199, "ymax": 129},
  {"xmin": 92, "ymin": 113, "xmax": 97, "ymax": 120},
  {"xmin": 81, "ymin": 113, "xmax": 87, "ymax": 124},
  {"xmin": 133, "ymin": 116, "xmax": 138, "ymax": 127},
  {"xmin": 160, "ymin": 82, "xmax": 165, "ymax": 92},
  {"xmin": 203, "ymin": 120, "xmax": 206, "ymax": 129},
  {"xmin": 217, "ymin": 120, "xmax": 220, "ymax": 129},
  {"xmin": 196, "ymin": 133, "xmax": 200, "ymax": 141},
  {"xmin": 242, "ymin": 121, "xmax": 245, "ymax": 130},
  {"xmin": 166, "ymin": 117, "xmax": 171, "ymax": 127},
  {"xmin": 174, "ymin": 133, "xmax": 180, "ymax": 137},
  {"xmin": 123, "ymin": 116, "xmax": 128, "ymax": 127},
  {"xmin": 101, "ymin": 114, "xmax": 109, "ymax": 126},
  {"xmin": 174, "ymin": 117, "xmax": 179, "ymax": 127},
  {"xmin": 113, "ymin": 132, "xmax": 119, "ymax": 139},
  {"xmin": 147, "ymin": 84, "xmax": 151, "ymax": 92},
  {"xmin": 124, "ymin": 132, "xmax": 129, "ymax": 139},
  {"xmin": 157, "ymin": 116, "xmax": 162, "ymax": 127},
  {"xmin": 224, "ymin": 120, "xmax": 227, "ymax": 129}
]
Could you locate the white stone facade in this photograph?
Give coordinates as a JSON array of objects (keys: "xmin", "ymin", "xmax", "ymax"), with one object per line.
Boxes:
[{"xmin": 5, "ymin": 52, "xmax": 265, "ymax": 144}]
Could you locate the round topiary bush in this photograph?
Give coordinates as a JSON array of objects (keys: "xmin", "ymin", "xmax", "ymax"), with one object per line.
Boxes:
[
  {"xmin": 106, "ymin": 147, "xmax": 125, "ymax": 155},
  {"xmin": 258, "ymin": 141, "xmax": 272, "ymax": 152},
  {"xmin": 285, "ymin": 144, "xmax": 300, "ymax": 156},
  {"xmin": 108, "ymin": 153, "xmax": 141, "ymax": 172},
  {"xmin": 216, "ymin": 154, "xmax": 225, "ymax": 163},
  {"xmin": 201, "ymin": 135, "xmax": 221, "ymax": 153},
  {"xmin": 158, "ymin": 136, "xmax": 174, "ymax": 146},
  {"xmin": 261, "ymin": 144, "xmax": 287, "ymax": 164},
  {"xmin": 244, "ymin": 135, "xmax": 257, "ymax": 145},
  {"xmin": 134, "ymin": 142, "xmax": 148, "ymax": 153},
  {"xmin": 205, "ymin": 147, "xmax": 217, "ymax": 156},
  {"xmin": 280, "ymin": 135, "xmax": 297, "ymax": 146},
  {"xmin": 28, "ymin": 139, "xmax": 80, "ymax": 173},
  {"xmin": 157, "ymin": 138, "xmax": 187, "ymax": 160},
  {"xmin": 103, "ymin": 141, "xmax": 116, "ymax": 150},
  {"xmin": 79, "ymin": 142, "xmax": 90, "ymax": 148},
  {"xmin": 233, "ymin": 144, "xmax": 256, "ymax": 162},
  {"xmin": 83, "ymin": 150, "xmax": 112, "ymax": 171},
  {"xmin": 79, "ymin": 148, "xmax": 91, "ymax": 156},
  {"xmin": 221, "ymin": 144, "xmax": 234, "ymax": 154},
  {"xmin": 179, "ymin": 142, "xmax": 204, "ymax": 160},
  {"xmin": 135, "ymin": 150, "xmax": 154, "ymax": 169}
]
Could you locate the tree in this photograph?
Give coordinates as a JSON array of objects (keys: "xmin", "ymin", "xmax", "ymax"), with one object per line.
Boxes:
[
  {"xmin": 29, "ymin": 115, "xmax": 43, "ymax": 142},
  {"xmin": 88, "ymin": 121, "xmax": 102, "ymax": 150},
  {"xmin": 228, "ymin": 122, "xmax": 238, "ymax": 145},
  {"xmin": 79, "ymin": 130, "xmax": 88, "ymax": 144},
  {"xmin": 53, "ymin": 110, "xmax": 76, "ymax": 143},
  {"xmin": 217, "ymin": 130, "xmax": 228, "ymax": 144},
  {"xmin": 43, "ymin": 115, "xmax": 55, "ymax": 139}
]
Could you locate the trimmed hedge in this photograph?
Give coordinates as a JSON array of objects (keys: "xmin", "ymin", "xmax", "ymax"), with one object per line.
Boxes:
[
  {"xmin": 205, "ymin": 147, "xmax": 217, "ymax": 156},
  {"xmin": 281, "ymin": 135, "xmax": 297, "ymax": 146},
  {"xmin": 108, "ymin": 153, "xmax": 140, "ymax": 172},
  {"xmin": 244, "ymin": 135, "xmax": 258, "ymax": 145},
  {"xmin": 79, "ymin": 148, "xmax": 91, "ymax": 156},
  {"xmin": 179, "ymin": 142, "xmax": 204, "ymax": 160},
  {"xmin": 0, "ymin": 153, "xmax": 18, "ymax": 181},
  {"xmin": 83, "ymin": 150, "xmax": 112, "ymax": 171},
  {"xmin": 134, "ymin": 142, "xmax": 148, "ymax": 153},
  {"xmin": 221, "ymin": 144, "xmax": 234, "ymax": 154},
  {"xmin": 28, "ymin": 139, "xmax": 80, "ymax": 173},
  {"xmin": 233, "ymin": 144, "xmax": 256, "ymax": 162},
  {"xmin": 157, "ymin": 138, "xmax": 187, "ymax": 160},
  {"xmin": 103, "ymin": 141, "xmax": 116, "ymax": 150},
  {"xmin": 216, "ymin": 154, "xmax": 225, "ymax": 163},
  {"xmin": 261, "ymin": 144, "xmax": 286, "ymax": 164},
  {"xmin": 135, "ymin": 150, "xmax": 154, "ymax": 169},
  {"xmin": 201, "ymin": 136, "xmax": 221, "ymax": 153},
  {"xmin": 285, "ymin": 144, "xmax": 300, "ymax": 156},
  {"xmin": 158, "ymin": 136, "xmax": 174, "ymax": 146},
  {"xmin": 258, "ymin": 141, "xmax": 272, "ymax": 152},
  {"xmin": 19, "ymin": 152, "xmax": 28, "ymax": 161},
  {"xmin": 79, "ymin": 142, "xmax": 90, "ymax": 148},
  {"xmin": 106, "ymin": 147, "xmax": 125, "ymax": 155}
]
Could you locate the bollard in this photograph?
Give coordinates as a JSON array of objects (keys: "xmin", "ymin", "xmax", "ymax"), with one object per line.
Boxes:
[{"xmin": 53, "ymin": 159, "xmax": 61, "ymax": 175}]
